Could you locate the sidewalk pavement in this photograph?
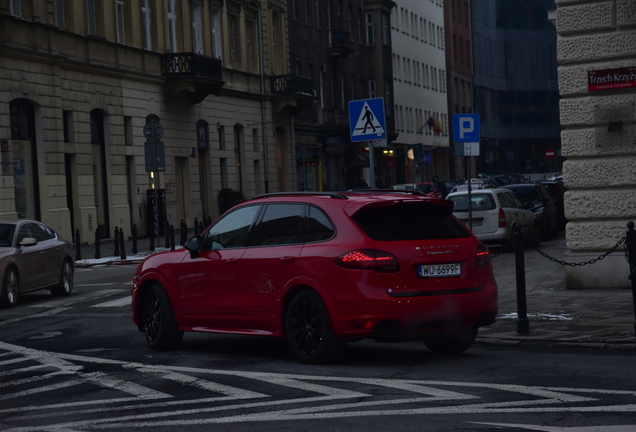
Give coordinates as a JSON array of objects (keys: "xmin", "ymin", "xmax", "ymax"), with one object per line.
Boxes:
[{"xmin": 73, "ymin": 231, "xmax": 636, "ymax": 351}]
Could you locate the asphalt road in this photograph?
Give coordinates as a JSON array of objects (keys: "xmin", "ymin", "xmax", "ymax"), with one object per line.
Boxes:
[{"xmin": 1, "ymin": 265, "xmax": 635, "ymax": 432}]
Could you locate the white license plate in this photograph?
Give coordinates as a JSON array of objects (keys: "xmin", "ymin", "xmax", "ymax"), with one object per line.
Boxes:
[
  {"xmin": 461, "ymin": 219, "xmax": 482, "ymax": 227},
  {"xmin": 418, "ymin": 263, "xmax": 461, "ymax": 278}
]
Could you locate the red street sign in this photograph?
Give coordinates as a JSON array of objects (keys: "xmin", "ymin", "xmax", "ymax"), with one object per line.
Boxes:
[
  {"xmin": 588, "ymin": 66, "xmax": 636, "ymax": 91},
  {"xmin": 546, "ymin": 150, "xmax": 555, "ymax": 158}
]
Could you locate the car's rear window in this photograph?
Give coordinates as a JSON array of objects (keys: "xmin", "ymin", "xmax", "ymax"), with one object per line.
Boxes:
[
  {"xmin": 448, "ymin": 194, "xmax": 496, "ymax": 211},
  {"xmin": 509, "ymin": 186, "xmax": 540, "ymax": 201},
  {"xmin": 352, "ymin": 203, "xmax": 471, "ymax": 241}
]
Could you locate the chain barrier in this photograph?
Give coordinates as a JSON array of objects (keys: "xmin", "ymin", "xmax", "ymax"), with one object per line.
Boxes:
[{"xmin": 491, "ymin": 235, "xmax": 627, "ymax": 267}]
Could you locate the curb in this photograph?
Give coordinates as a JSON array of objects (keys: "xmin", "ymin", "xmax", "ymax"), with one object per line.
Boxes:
[{"xmin": 476, "ymin": 337, "xmax": 636, "ymax": 350}]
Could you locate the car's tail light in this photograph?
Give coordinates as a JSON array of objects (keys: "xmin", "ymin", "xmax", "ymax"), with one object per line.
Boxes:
[
  {"xmin": 476, "ymin": 244, "xmax": 491, "ymax": 268},
  {"xmin": 498, "ymin": 208, "xmax": 506, "ymax": 228},
  {"xmin": 334, "ymin": 249, "xmax": 400, "ymax": 273}
]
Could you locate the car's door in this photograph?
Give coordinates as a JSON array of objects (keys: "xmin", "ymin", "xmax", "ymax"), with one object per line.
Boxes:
[
  {"xmin": 15, "ymin": 223, "xmax": 46, "ymax": 290},
  {"xmin": 31, "ymin": 223, "xmax": 61, "ymax": 286},
  {"xmin": 235, "ymin": 203, "xmax": 305, "ymax": 331},
  {"xmin": 178, "ymin": 205, "xmax": 260, "ymax": 327}
]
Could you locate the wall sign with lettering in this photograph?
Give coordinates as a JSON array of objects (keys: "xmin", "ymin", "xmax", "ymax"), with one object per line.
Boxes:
[{"xmin": 588, "ymin": 66, "xmax": 636, "ymax": 91}]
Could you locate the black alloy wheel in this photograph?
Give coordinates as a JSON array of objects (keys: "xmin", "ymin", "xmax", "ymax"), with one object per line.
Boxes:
[
  {"xmin": 143, "ymin": 284, "xmax": 183, "ymax": 350},
  {"xmin": 0, "ymin": 267, "xmax": 19, "ymax": 308},
  {"xmin": 51, "ymin": 259, "xmax": 74, "ymax": 296},
  {"xmin": 286, "ymin": 289, "xmax": 346, "ymax": 364}
]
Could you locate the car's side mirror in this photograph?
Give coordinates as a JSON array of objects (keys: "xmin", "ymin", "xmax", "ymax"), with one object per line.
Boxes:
[
  {"xmin": 19, "ymin": 237, "xmax": 37, "ymax": 247},
  {"xmin": 185, "ymin": 235, "xmax": 203, "ymax": 259}
]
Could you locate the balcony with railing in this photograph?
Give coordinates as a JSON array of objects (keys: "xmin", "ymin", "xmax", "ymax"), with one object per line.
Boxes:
[
  {"xmin": 270, "ymin": 74, "xmax": 315, "ymax": 115},
  {"xmin": 161, "ymin": 53, "xmax": 224, "ymax": 104},
  {"xmin": 328, "ymin": 30, "xmax": 355, "ymax": 57}
]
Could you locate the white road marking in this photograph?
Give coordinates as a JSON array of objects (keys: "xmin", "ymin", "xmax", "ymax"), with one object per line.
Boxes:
[
  {"xmin": 28, "ymin": 289, "xmax": 122, "ymax": 308},
  {"xmin": 90, "ymin": 297, "xmax": 130, "ymax": 308},
  {"xmin": 0, "ymin": 341, "xmax": 635, "ymax": 431},
  {"xmin": 73, "ymin": 283, "xmax": 115, "ymax": 287},
  {"xmin": 471, "ymin": 423, "xmax": 636, "ymax": 431}
]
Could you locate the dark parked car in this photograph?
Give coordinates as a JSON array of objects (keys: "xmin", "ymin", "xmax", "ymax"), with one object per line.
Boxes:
[
  {"xmin": 0, "ymin": 219, "xmax": 74, "ymax": 308},
  {"xmin": 436, "ymin": 179, "xmax": 461, "ymax": 198},
  {"xmin": 132, "ymin": 191, "xmax": 498, "ymax": 363},
  {"xmin": 540, "ymin": 180, "xmax": 567, "ymax": 229},
  {"xmin": 500, "ymin": 183, "xmax": 559, "ymax": 240}
]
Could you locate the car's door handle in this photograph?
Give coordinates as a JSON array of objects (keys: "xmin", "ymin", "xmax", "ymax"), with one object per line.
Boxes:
[
  {"xmin": 226, "ymin": 258, "xmax": 240, "ymax": 264},
  {"xmin": 281, "ymin": 256, "xmax": 295, "ymax": 263}
]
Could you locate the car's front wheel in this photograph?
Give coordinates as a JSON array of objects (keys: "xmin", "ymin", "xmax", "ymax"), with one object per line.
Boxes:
[
  {"xmin": 51, "ymin": 259, "xmax": 74, "ymax": 297},
  {"xmin": 286, "ymin": 289, "xmax": 346, "ymax": 364},
  {"xmin": 143, "ymin": 283, "xmax": 183, "ymax": 350},
  {"xmin": 0, "ymin": 267, "xmax": 19, "ymax": 308},
  {"xmin": 424, "ymin": 327, "xmax": 478, "ymax": 354}
]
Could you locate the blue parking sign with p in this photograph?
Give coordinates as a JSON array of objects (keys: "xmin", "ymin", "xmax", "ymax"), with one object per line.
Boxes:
[{"xmin": 453, "ymin": 114, "xmax": 480, "ymax": 142}]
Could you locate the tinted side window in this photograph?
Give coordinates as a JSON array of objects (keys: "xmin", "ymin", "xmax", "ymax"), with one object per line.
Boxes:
[
  {"xmin": 204, "ymin": 205, "xmax": 260, "ymax": 250},
  {"xmin": 353, "ymin": 202, "xmax": 471, "ymax": 241},
  {"xmin": 510, "ymin": 193, "xmax": 526, "ymax": 209},
  {"xmin": 33, "ymin": 223, "xmax": 56, "ymax": 242},
  {"xmin": 17, "ymin": 224, "xmax": 35, "ymax": 243},
  {"xmin": 306, "ymin": 206, "xmax": 335, "ymax": 242},
  {"xmin": 497, "ymin": 192, "xmax": 512, "ymax": 208},
  {"xmin": 251, "ymin": 203, "xmax": 303, "ymax": 246}
]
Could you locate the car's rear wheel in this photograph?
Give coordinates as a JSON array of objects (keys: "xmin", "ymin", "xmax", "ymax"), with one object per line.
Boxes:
[
  {"xmin": 0, "ymin": 267, "xmax": 19, "ymax": 308},
  {"xmin": 424, "ymin": 327, "xmax": 478, "ymax": 354},
  {"xmin": 143, "ymin": 283, "xmax": 183, "ymax": 350},
  {"xmin": 286, "ymin": 289, "xmax": 346, "ymax": 364},
  {"xmin": 51, "ymin": 259, "xmax": 74, "ymax": 297}
]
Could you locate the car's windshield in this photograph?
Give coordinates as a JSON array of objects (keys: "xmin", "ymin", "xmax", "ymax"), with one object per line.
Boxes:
[
  {"xmin": 448, "ymin": 194, "xmax": 497, "ymax": 212},
  {"xmin": 417, "ymin": 184, "xmax": 433, "ymax": 194},
  {"xmin": 0, "ymin": 224, "xmax": 16, "ymax": 247}
]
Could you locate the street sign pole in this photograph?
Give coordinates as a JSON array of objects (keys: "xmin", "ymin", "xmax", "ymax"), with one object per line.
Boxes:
[{"xmin": 368, "ymin": 140, "xmax": 375, "ymax": 189}]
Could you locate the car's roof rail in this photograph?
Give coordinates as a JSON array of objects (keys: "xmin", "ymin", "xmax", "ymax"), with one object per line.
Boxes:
[
  {"xmin": 345, "ymin": 189, "xmax": 428, "ymax": 197},
  {"xmin": 250, "ymin": 191, "xmax": 349, "ymax": 200}
]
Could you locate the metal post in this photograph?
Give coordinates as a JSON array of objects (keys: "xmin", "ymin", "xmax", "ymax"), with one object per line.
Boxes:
[
  {"xmin": 180, "ymin": 219, "xmax": 187, "ymax": 245},
  {"xmin": 94, "ymin": 228, "xmax": 101, "ymax": 259},
  {"xmin": 626, "ymin": 222, "xmax": 636, "ymax": 333},
  {"xmin": 113, "ymin": 227, "xmax": 119, "ymax": 257},
  {"xmin": 119, "ymin": 227, "xmax": 126, "ymax": 260},
  {"xmin": 149, "ymin": 222, "xmax": 155, "ymax": 251},
  {"xmin": 132, "ymin": 224, "xmax": 138, "ymax": 255},
  {"xmin": 514, "ymin": 225, "xmax": 530, "ymax": 333},
  {"xmin": 165, "ymin": 220, "xmax": 170, "ymax": 249},
  {"xmin": 75, "ymin": 229, "xmax": 81, "ymax": 261},
  {"xmin": 258, "ymin": 5, "xmax": 269, "ymax": 193},
  {"xmin": 170, "ymin": 224, "xmax": 175, "ymax": 251},
  {"xmin": 194, "ymin": 217, "xmax": 199, "ymax": 236}
]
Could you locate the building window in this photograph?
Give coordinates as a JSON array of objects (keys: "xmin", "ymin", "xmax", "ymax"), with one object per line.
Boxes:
[
  {"xmin": 365, "ymin": 12, "xmax": 374, "ymax": 46},
  {"xmin": 141, "ymin": 0, "xmax": 152, "ymax": 50},
  {"xmin": 63, "ymin": 111, "xmax": 74, "ymax": 143},
  {"xmin": 87, "ymin": 0, "xmax": 97, "ymax": 36},
  {"xmin": 246, "ymin": 20, "xmax": 257, "ymax": 73},
  {"xmin": 319, "ymin": 68, "xmax": 324, "ymax": 109},
  {"xmin": 116, "ymin": 0, "xmax": 126, "ymax": 44},
  {"xmin": 272, "ymin": 10, "xmax": 283, "ymax": 74},
  {"xmin": 368, "ymin": 80, "xmax": 376, "ymax": 98},
  {"xmin": 292, "ymin": 0, "xmax": 299, "ymax": 21},
  {"xmin": 382, "ymin": 13, "xmax": 389, "ymax": 45},
  {"xmin": 340, "ymin": 74, "xmax": 346, "ymax": 109},
  {"xmin": 229, "ymin": 15, "xmax": 238, "ymax": 69},
  {"xmin": 211, "ymin": 9, "xmax": 222, "ymax": 59},
  {"xmin": 9, "ymin": 0, "xmax": 22, "ymax": 17},
  {"xmin": 191, "ymin": 1, "xmax": 203, "ymax": 54},
  {"xmin": 358, "ymin": 8, "xmax": 363, "ymax": 43},
  {"xmin": 54, "ymin": 0, "xmax": 65, "ymax": 29},
  {"xmin": 167, "ymin": 0, "xmax": 177, "ymax": 52},
  {"xmin": 315, "ymin": 0, "xmax": 320, "ymax": 28},
  {"xmin": 385, "ymin": 80, "xmax": 393, "ymax": 116}
]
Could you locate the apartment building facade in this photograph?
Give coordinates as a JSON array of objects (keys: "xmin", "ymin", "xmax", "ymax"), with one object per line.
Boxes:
[
  {"xmin": 287, "ymin": 0, "xmax": 397, "ymax": 191},
  {"xmin": 0, "ymin": 0, "xmax": 303, "ymax": 244},
  {"xmin": 390, "ymin": 0, "xmax": 449, "ymax": 184}
]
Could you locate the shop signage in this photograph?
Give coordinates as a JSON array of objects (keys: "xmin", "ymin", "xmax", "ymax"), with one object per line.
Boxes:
[{"xmin": 588, "ymin": 66, "xmax": 636, "ymax": 91}]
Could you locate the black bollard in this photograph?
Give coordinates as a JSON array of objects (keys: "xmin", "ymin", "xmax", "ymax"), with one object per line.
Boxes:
[
  {"xmin": 75, "ymin": 229, "xmax": 81, "ymax": 261},
  {"xmin": 165, "ymin": 220, "xmax": 171, "ymax": 249},
  {"xmin": 170, "ymin": 224, "xmax": 175, "ymax": 251},
  {"xmin": 132, "ymin": 224, "xmax": 138, "ymax": 255},
  {"xmin": 149, "ymin": 223, "xmax": 155, "ymax": 251},
  {"xmin": 119, "ymin": 228, "xmax": 126, "ymax": 260},
  {"xmin": 113, "ymin": 226, "xmax": 120, "ymax": 257},
  {"xmin": 199, "ymin": 220, "xmax": 204, "ymax": 234},
  {"xmin": 194, "ymin": 217, "xmax": 199, "ymax": 236},
  {"xmin": 208, "ymin": 216, "xmax": 212, "ymax": 226},
  {"xmin": 180, "ymin": 219, "xmax": 187, "ymax": 245},
  {"xmin": 514, "ymin": 224, "xmax": 529, "ymax": 333},
  {"xmin": 94, "ymin": 228, "xmax": 101, "ymax": 259},
  {"xmin": 626, "ymin": 222, "xmax": 636, "ymax": 333}
]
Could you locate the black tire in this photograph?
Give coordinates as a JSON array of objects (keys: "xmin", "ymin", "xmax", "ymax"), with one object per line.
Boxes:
[
  {"xmin": 424, "ymin": 327, "xmax": 477, "ymax": 354},
  {"xmin": 0, "ymin": 267, "xmax": 19, "ymax": 308},
  {"xmin": 51, "ymin": 259, "xmax": 74, "ymax": 297},
  {"xmin": 142, "ymin": 283, "xmax": 183, "ymax": 350},
  {"xmin": 286, "ymin": 289, "xmax": 346, "ymax": 364}
]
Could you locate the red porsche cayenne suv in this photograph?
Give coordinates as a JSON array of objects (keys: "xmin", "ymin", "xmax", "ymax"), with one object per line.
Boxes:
[{"xmin": 131, "ymin": 191, "xmax": 498, "ymax": 363}]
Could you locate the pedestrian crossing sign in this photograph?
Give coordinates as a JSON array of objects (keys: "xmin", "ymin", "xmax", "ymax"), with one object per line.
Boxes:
[{"xmin": 349, "ymin": 98, "xmax": 387, "ymax": 142}]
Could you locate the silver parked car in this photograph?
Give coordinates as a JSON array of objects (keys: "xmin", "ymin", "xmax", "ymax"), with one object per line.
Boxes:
[
  {"xmin": 446, "ymin": 189, "xmax": 539, "ymax": 248},
  {"xmin": 0, "ymin": 219, "xmax": 74, "ymax": 308}
]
